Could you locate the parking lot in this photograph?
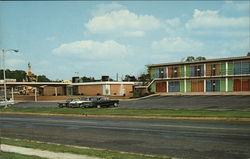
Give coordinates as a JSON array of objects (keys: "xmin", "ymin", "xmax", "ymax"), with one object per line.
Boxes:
[{"xmin": 12, "ymin": 95, "xmax": 250, "ymax": 110}]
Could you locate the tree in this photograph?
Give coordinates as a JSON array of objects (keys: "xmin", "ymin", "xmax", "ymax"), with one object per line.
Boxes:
[
  {"xmin": 37, "ymin": 75, "xmax": 51, "ymax": 82},
  {"xmin": 247, "ymin": 52, "xmax": 250, "ymax": 56},
  {"xmin": 185, "ymin": 56, "xmax": 195, "ymax": 62},
  {"xmin": 123, "ymin": 75, "xmax": 137, "ymax": 82},
  {"xmin": 195, "ymin": 56, "xmax": 206, "ymax": 61},
  {"xmin": 185, "ymin": 56, "xmax": 206, "ymax": 62},
  {"xmin": 0, "ymin": 69, "xmax": 52, "ymax": 82},
  {"xmin": 0, "ymin": 69, "xmax": 26, "ymax": 82},
  {"xmin": 138, "ymin": 73, "xmax": 150, "ymax": 85},
  {"xmin": 81, "ymin": 76, "xmax": 95, "ymax": 82}
]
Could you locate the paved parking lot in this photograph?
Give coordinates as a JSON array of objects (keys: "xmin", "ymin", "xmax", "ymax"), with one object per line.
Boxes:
[
  {"xmin": 12, "ymin": 95, "xmax": 250, "ymax": 110},
  {"xmin": 120, "ymin": 95, "xmax": 250, "ymax": 110}
]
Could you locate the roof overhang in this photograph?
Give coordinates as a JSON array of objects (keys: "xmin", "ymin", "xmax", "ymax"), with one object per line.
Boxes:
[
  {"xmin": 71, "ymin": 81, "xmax": 137, "ymax": 86},
  {"xmin": 146, "ymin": 56, "xmax": 250, "ymax": 68}
]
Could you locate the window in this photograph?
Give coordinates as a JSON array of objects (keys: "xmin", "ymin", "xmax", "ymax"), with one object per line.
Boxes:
[{"xmin": 191, "ymin": 65, "xmax": 204, "ymax": 77}]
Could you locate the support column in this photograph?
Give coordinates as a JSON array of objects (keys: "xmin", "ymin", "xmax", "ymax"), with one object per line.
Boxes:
[
  {"xmin": 184, "ymin": 65, "xmax": 187, "ymax": 93},
  {"xmin": 204, "ymin": 64, "xmax": 206, "ymax": 77},
  {"xmin": 166, "ymin": 66, "xmax": 168, "ymax": 79},
  {"xmin": 55, "ymin": 87, "xmax": 58, "ymax": 96},
  {"xmin": 225, "ymin": 62, "xmax": 228, "ymax": 92},
  {"xmin": 11, "ymin": 87, "xmax": 14, "ymax": 100},
  {"xmin": 34, "ymin": 87, "xmax": 37, "ymax": 102},
  {"xmin": 226, "ymin": 62, "xmax": 228, "ymax": 75},
  {"xmin": 184, "ymin": 65, "xmax": 187, "ymax": 78},
  {"xmin": 226, "ymin": 78, "xmax": 228, "ymax": 92},
  {"xmin": 166, "ymin": 81, "xmax": 168, "ymax": 93},
  {"xmin": 184, "ymin": 79, "xmax": 187, "ymax": 93},
  {"xmin": 204, "ymin": 80, "xmax": 206, "ymax": 93}
]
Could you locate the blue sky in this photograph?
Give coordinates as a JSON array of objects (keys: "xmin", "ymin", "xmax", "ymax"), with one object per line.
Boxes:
[{"xmin": 0, "ymin": 1, "xmax": 249, "ymax": 80}]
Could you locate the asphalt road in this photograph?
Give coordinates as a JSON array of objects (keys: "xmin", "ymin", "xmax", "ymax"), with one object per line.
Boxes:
[
  {"xmin": 1, "ymin": 114, "xmax": 250, "ymax": 159},
  {"xmin": 13, "ymin": 95, "xmax": 250, "ymax": 110}
]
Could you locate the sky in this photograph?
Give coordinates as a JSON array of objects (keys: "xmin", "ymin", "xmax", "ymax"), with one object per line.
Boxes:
[{"xmin": 0, "ymin": 1, "xmax": 249, "ymax": 80}]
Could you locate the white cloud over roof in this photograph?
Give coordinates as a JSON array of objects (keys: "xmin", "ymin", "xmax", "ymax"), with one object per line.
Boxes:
[
  {"xmin": 85, "ymin": 9, "xmax": 161, "ymax": 37},
  {"xmin": 52, "ymin": 40, "xmax": 131, "ymax": 59},
  {"xmin": 186, "ymin": 9, "xmax": 249, "ymax": 29}
]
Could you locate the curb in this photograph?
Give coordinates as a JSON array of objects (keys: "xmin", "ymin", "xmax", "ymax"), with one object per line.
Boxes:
[
  {"xmin": 1, "ymin": 137, "xmax": 173, "ymax": 159},
  {"xmin": 1, "ymin": 112, "xmax": 250, "ymax": 121}
]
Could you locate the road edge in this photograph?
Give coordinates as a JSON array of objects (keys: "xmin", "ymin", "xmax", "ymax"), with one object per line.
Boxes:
[{"xmin": 1, "ymin": 112, "xmax": 250, "ymax": 121}]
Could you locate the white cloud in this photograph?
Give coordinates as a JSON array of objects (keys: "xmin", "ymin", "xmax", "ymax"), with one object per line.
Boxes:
[
  {"xmin": 122, "ymin": 31, "xmax": 145, "ymax": 37},
  {"xmin": 52, "ymin": 40, "xmax": 131, "ymax": 59},
  {"xmin": 85, "ymin": 10, "xmax": 161, "ymax": 37},
  {"xmin": 166, "ymin": 18, "xmax": 181, "ymax": 27},
  {"xmin": 152, "ymin": 37, "xmax": 204, "ymax": 54},
  {"xmin": 222, "ymin": 1, "xmax": 250, "ymax": 12},
  {"xmin": 164, "ymin": 18, "xmax": 183, "ymax": 36},
  {"xmin": 186, "ymin": 9, "xmax": 249, "ymax": 29},
  {"xmin": 93, "ymin": 2, "xmax": 125, "ymax": 16}
]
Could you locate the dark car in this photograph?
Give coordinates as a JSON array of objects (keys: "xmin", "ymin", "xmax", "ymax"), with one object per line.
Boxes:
[{"xmin": 82, "ymin": 97, "xmax": 119, "ymax": 108}]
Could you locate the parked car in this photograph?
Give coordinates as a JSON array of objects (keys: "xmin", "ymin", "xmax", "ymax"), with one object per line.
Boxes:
[
  {"xmin": 0, "ymin": 98, "xmax": 14, "ymax": 108},
  {"xmin": 58, "ymin": 97, "xmax": 119, "ymax": 108},
  {"xmin": 81, "ymin": 97, "xmax": 119, "ymax": 108},
  {"xmin": 58, "ymin": 98, "xmax": 75, "ymax": 108},
  {"xmin": 78, "ymin": 97, "xmax": 93, "ymax": 108},
  {"xmin": 58, "ymin": 98, "xmax": 92, "ymax": 108}
]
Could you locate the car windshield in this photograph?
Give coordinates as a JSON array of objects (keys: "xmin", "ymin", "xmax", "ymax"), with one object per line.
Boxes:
[
  {"xmin": 66, "ymin": 98, "xmax": 74, "ymax": 102},
  {"xmin": 80, "ymin": 98, "xmax": 89, "ymax": 101},
  {"xmin": 90, "ymin": 97, "xmax": 98, "ymax": 101},
  {"xmin": 99, "ymin": 97, "xmax": 109, "ymax": 101}
]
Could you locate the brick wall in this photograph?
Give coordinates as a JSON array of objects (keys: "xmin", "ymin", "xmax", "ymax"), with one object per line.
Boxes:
[
  {"xmin": 78, "ymin": 85, "xmax": 103, "ymax": 96},
  {"xmin": 77, "ymin": 84, "xmax": 134, "ymax": 97},
  {"xmin": 43, "ymin": 86, "xmax": 65, "ymax": 96}
]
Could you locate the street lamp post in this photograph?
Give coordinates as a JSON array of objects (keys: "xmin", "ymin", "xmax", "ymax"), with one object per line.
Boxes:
[{"xmin": 1, "ymin": 49, "xmax": 19, "ymax": 108}]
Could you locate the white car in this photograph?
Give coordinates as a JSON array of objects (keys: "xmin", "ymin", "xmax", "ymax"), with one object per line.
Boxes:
[{"xmin": 0, "ymin": 98, "xmax": 14, "ymax": 107}]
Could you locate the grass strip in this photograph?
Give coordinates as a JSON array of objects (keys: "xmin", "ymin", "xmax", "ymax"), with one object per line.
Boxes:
[
  {"xmin": 0, "ymin": 152, "xmax": 46, "ymax": 159},
  {"xmin": 1, "ymin": 138, "xmax": 171, "ymax": 159},
  {"xmin": 1, "ymin": 107, "xmax": 250, "ymax": 118}
]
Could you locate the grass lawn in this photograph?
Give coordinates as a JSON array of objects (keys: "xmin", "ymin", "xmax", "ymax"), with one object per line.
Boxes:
[
  {"xmin": 1, "ymin": 107, "xmax": 250, "ymax": 118},
  {"xmin": 0, "ymin": 152, "xmax": 46, "ymax": 159},
  {"xmin": 1, "ymin": 138, "xmax": 170, "ymax": 159}
]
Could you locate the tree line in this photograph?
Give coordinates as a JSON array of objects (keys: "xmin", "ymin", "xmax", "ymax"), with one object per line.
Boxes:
[{"xmin": 0, "ymin": 69, "xmax": 51, "ymax": 82}]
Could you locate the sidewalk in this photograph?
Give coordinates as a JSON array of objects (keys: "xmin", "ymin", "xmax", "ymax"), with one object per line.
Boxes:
[{"xmin": 1, "ymin": 144, "xmax": 101, "ymax": 159}]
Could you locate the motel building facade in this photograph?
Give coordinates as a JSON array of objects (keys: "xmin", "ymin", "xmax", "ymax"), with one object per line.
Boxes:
[{"xmin": 147, "ymin": 56, "xmax": 250, "ymax": 94}]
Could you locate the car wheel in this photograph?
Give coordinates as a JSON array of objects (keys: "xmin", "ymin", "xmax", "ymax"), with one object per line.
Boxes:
[
  {"xmin": 97, "ymin": 105, "xmax": 101, "ymax": 108},
  {"xmin": 114, "ymin": 103, "xmax": 118, "ymax": 107}
]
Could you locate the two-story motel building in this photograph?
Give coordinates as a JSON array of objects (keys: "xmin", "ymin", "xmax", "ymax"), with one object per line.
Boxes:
[{"xmin": 147, "ymin": 56, "xmax": 250, "ymax": 93}]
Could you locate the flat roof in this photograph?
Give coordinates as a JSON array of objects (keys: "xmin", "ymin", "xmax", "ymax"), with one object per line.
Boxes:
[
  {"xmin": 146, "ymin": 55, "xmax": 250, "ymax": 68},
  {"xmin": 1, "ymin": 82, "xmax": 71, "ymax": 87},
  {"xmin": 72, "ymin": 81, "xmax": 137, "ymax": 86}
]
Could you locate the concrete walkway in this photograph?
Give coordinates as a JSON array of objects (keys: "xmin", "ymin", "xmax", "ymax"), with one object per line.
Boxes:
[{"xmin": 1, "ymin": 144, "xmax": 101, "ymax": 159}]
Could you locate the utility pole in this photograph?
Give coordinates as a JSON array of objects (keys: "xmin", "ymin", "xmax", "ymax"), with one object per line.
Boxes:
[{"xmin": 1, "ymin": 49, "xmax": 19, "ymax": 108}]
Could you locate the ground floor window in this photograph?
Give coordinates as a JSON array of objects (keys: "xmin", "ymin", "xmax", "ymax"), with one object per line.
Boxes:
[
  {"xmin": 156, "ymin": 82, "xmax": 167, "ymax": 92},
  {"xmin": 168, "ymin": 81, "xmax": 180, "ymax": 92},
  {"xmin": 206, "ymin": 80, "xmax": 220, "ymax": 92}
]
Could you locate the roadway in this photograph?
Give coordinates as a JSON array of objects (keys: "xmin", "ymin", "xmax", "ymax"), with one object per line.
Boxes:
[
  {"xmin": 13, "ymin": 95, "xmax": 250, "ymax": 110},
  {"xmin": 1, "ymin": 114, "xmax": 250, "ymax": 159}
]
